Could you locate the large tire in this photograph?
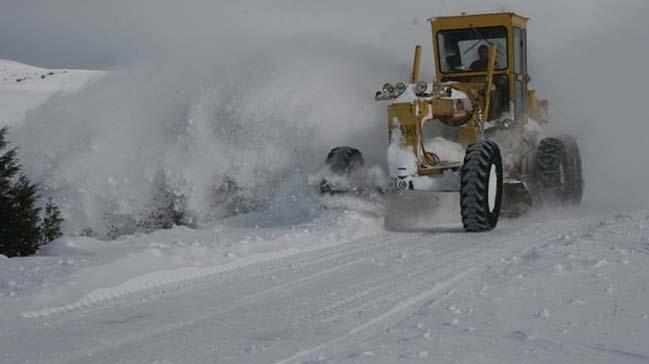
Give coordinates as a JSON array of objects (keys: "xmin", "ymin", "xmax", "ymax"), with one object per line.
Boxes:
[
  {"xmin": 460, "ymin": 140, "xmax": 503, "ymax": 232},
  {"xmin": 320, "ymin": 146, "xmax": 364, "ymax": 194},
  {"xmin": 534, "ymin": 136, "xmax": 583, "ymax": 205}
]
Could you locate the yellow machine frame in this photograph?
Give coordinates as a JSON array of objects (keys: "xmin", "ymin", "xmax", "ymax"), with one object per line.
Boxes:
[
  {"xmin": 367, "ymin": 11, "xmax": 582, "ymax": 228},
  {"xmin": 387, "ymin": 12, "xmax": 537, "ymax": 177}
]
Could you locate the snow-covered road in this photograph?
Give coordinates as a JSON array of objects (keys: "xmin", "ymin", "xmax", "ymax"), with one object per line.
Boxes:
[{"xmin": 4, "ymin": 208, "xmax": 648, "ymax": 364}]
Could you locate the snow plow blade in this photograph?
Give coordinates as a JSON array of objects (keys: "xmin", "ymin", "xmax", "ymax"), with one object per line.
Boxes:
[{"xmin": 384, "ymin": 191, "xmax": 462, "ymax": 232}]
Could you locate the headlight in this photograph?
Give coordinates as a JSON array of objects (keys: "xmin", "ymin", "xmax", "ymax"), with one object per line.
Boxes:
[
  {"xmin": 415, "ymin": 81, "xmax": 427, "ymax": 95},
  {"xmin": 395, "ymin": 82, "xmax": 407, "ymax": 96},
  {"xmin": 432, "ymin": 80, "xmax": 443, "ymax": 93},
  {"xmin": 382, "ymin": 83, "xmax": 395, "ymax": 95}
]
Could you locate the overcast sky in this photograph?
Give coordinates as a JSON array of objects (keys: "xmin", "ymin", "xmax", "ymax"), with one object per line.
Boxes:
[{"xmin": 2, "ymin": 0, "xmax": 646, "ymax": 69}]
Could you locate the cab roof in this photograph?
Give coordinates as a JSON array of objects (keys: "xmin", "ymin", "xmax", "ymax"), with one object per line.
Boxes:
[{"xmin": 430, "ymin": 12, "xmax": 528, "ymax": 30}]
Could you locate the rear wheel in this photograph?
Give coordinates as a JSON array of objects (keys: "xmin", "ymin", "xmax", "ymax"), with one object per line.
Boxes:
[
  {"xmin": 320, "ymin": 146, "xmax": 364, "ymax": 194},
  {"xmin": 460, "ymin": 140, "xmax": 503, "ymax": 232},
  {"xmin": 534, "ymin": 136, "xmax": 583, "ymax": 205}
]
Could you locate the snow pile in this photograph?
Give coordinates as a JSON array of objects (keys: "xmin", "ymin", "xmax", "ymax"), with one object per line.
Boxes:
[
  {"xmin": 386, "ymin": 122, "xmax": 418, "ymax": 177},
  {"xmin": 423, "ymin": 137, "xmax": 465, "ymax": 162}
]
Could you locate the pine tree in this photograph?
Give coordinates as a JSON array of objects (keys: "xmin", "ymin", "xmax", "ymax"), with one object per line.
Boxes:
[
  {"xmin": 0, "ymin": 126, "xmax": 20, "ymax": 256},
  {"xmin": 8, "ymin": 175, "xmax": 42, "ymax": 255},
  {"xmin": 0, "ymin": 126, "xmax": 58, "ymax": 257},
  {"xmin": 41, "ymin": 198, "xmax": 63, "ymax": 244}
]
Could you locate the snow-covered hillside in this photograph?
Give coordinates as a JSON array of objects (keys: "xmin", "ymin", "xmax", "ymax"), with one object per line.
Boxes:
[{"xmin": 0, "ymin": 59, "xmax": 102, "ymax": 127}]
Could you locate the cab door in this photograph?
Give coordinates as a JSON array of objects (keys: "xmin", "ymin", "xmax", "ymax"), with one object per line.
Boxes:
[{"xmin": 513, "ymin": 27, "xmax": 527, "ymax": 123}]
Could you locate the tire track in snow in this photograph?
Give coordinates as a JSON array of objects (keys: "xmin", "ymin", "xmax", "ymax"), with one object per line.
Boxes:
[
  {"xmin": 272, "ymin": 225, "xmax": 566, "ymax": 364},
  {"xmin": 21, "ymin": 224, "xmax": 446, "ymax": 320},
  {"xmin": 20, "ymin": 233, "xmax": 383, "ymax": 319},
  {"xmin": 273, "ymin": 268, "xmax": 477, "ymax": 364},
  {"xmin": 29, "ymin": 232, "xmax": 459, "ymax": 364},
  {"xmin": 18, "ymin": 219, "xmax": 584, "ymax": 364},
  {"xmin": 181, "ymin": 223, "xmax": 569, "ymax": 363},
  {"xmin": 298, "ymin": 239, "xmax": 479, "ymax": 324},
  {"xmin": 292, "ymin": 223, "xmax": 553, "ymax": 327}
]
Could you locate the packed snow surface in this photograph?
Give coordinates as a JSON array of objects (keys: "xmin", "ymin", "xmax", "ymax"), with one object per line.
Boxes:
[{"xmin": 3, "ymin": 203, "xmax": 649, "ymax": 363}]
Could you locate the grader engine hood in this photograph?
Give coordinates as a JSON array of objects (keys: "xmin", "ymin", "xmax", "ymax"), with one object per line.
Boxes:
[
  {"xmin": 385, "ymin": 85, "xmax": 472, "ymax": 132},
  {"xmin": 376, "ymin": 41, "xmax": 498, "ymax": 184},
  {"xmin": 377, "ymin": 81, "xmax": 481, "ymax": 193},
  {"xmin": 375, "ymin": 35, "xmax": 499, "ymax": 193}
]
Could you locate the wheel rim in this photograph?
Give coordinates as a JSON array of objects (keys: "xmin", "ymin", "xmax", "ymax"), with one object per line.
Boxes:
[{"xmin": 488, "ymin": 164, "xmax": 498, "ymax": 213}]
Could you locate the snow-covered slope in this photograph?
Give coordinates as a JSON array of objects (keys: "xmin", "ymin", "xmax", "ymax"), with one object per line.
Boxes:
[{"xmin": 0, "ymin": 59, "xmax": 102, "ymax": 127}]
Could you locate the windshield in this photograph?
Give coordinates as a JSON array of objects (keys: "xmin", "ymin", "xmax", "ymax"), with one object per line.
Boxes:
[{"xmin": 437, "ymin": 26, "xmax": 508, "ymax": 73}]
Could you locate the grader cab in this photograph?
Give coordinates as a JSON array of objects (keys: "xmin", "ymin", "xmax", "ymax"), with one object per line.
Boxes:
[{"xmin": 321, "ymin": 12, "xmax": 583, "ymax": 232}]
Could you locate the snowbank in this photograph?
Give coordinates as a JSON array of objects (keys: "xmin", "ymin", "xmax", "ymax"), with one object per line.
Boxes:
[{"xmin": 3, "ymin": 208, "xmax": 384, "ymax": 317}]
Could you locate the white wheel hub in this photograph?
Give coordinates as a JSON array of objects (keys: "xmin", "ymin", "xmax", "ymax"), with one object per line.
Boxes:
[{"xmin": 488, "ymin": 164, "xmax": 498, "ymax": 213}]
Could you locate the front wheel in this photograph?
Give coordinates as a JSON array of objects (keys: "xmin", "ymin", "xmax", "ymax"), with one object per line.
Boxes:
[
  {"xmin": 319, "ymin": 146, "xmax": 364, "ymax": 194},
  {"xmin": 460, "ymin": 140, "xmax": 503, "ymax": 232}
]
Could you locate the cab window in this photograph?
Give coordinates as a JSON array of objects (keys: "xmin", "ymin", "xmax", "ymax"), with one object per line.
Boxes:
[
  {"xmin": 513, "ymin": 26, "xmax": 527, "ymax": 121},
  {"xmin": 514, "ymin": 27, "xmax": 522, "ymax": 74},
  {"xmin": 437, "ymin": 27, "xmax": 508, "ymax": 73}
]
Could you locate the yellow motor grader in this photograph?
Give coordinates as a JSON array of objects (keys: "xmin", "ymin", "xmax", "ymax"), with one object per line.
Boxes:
[{"xmin": 320, "ymin": 12, "xmax": 583, "ymax": 232}]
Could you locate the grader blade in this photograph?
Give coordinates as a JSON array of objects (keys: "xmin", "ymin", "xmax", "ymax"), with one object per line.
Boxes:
[{"xmin": 384, "ymin": 191, "xmax": 462, "ymax": 232}]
